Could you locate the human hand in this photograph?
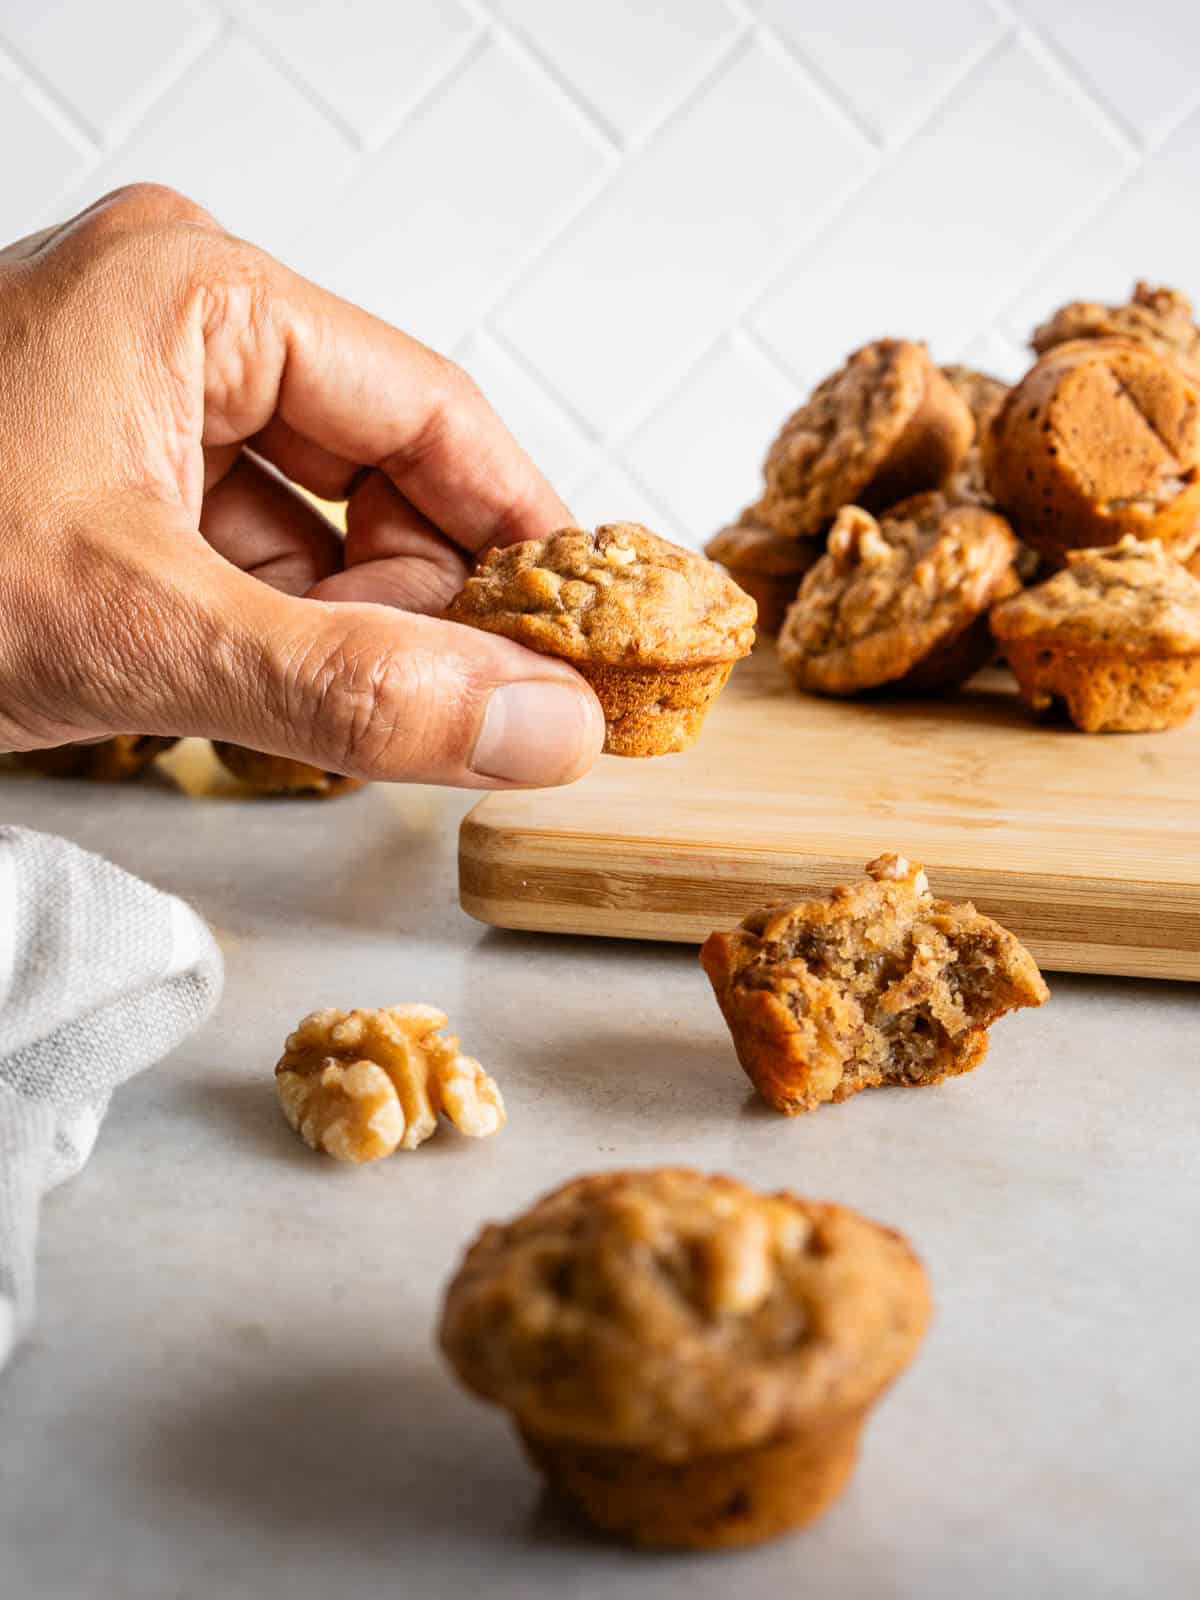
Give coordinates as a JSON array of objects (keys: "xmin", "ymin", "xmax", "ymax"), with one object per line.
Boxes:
[{"xmin": 0, "ymin": 185, "xmax": 605, "ymax": 787}]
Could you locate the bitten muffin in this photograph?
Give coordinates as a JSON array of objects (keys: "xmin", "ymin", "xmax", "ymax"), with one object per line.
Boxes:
[
  {"xmin": 13, "ymin": 735, "xmax": 177, "ymax": 781},
  {"xmin": 701, "ymin": 854, "xmax": 1048, "ymax": 1115},
  {"xmin": 212, "ymin": 741, "xmax": 362, "ymax": 797},
  {"xmin": 990, "ymin": 535, "xmax": 1200, "ymax": 732},
  {"xmin": 983, "ymin": 337, "xmax": 1200, "ymax": 565},
  {"xmin": 439, "ymin": 1168, "xmax": 931, "ymax": 1550},
  {"xmin": 1031, "ymin": 280, "xmax": 1200, "ymax": 381},
  {"xmin": 751, "ymin": 340, "xmax": 973, "ymax": 538},
  {"xmin": 446, "ymin": 523, "xmax": 756, "ymax": 757},
  {"xmin": 704, "ymin": 515, "xmax": 823, "ymax": 634},
  {"xmin": 776, "ymin": 493, "xmax": 1019, "ymax": 696}
]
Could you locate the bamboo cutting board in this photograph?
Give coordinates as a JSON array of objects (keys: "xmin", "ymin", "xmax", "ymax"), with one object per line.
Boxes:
[{"xmin": 459, "ymin": 646, "xmax": 1200, "ymax": 981}]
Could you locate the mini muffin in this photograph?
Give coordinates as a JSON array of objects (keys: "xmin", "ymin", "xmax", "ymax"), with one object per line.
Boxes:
[
  {"xmin": 939, "ymin": 364, "xmax": 1009, "ymax": 506},
  {"xmin": 212, "ymin": 742, "xmax": 362, "ymax": 797},
  {"xmin": 446, "ymin": 523, "xmax": 756, "ymax": 757},
  {"xmin": 701, "ymin": 853, "xmax": 1047, "ymax": 1115},
  {"xmin": 983, "ymin": 337, "xmax": 1200, "ymax": 564},
  {"xmin": 777, "ymin": 493, "xmax": 1019, "ymax": 696},
  {"xmin": 1031, "ymin": 280, "xmax": 1200, "ymax": 381},
  {"xmin": 704, "ymin": 515, "xmax": 823, "ymax": 634},
  {"xmin": 990, "ymin": 535, "xmax": 1200, "ymax": 732},
  {"xmin": 14, "ymin": 735, "xmax": 177, "ymax": 781},
  {"xmin": 439, "ymin": 1168, "xmax": 931, "ymax": 1549},
  {"xmin": 751, "ymin": 340, "xmax": 973, "ymax": 538}
]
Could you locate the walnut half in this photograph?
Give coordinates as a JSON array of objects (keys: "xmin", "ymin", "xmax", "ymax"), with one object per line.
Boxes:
[{"xmin": 275, "ymin": 1006, "xmax": 505, "ymax": 1163}]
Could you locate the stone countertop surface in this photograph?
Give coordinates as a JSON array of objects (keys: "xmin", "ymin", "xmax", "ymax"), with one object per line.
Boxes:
[{"xmin": 0, "ymin": 762, "xmax": 1197, "ymax": 1600}]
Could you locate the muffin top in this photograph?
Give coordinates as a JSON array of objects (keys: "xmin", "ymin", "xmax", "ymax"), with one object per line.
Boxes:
[
  {"xmin": 751, "ymin": 340, "xmax": 940, "ymax": 537},
  {"xmin": 445, "ymin": 523, "xmax": 756, "ymax": 667},
  {"xmin": 705, "ymin": 516, "xmax": 824, "ymax": 577},
  {"xmin": 778, "ymin": 492, "xmax": 1017, "ymax": 693},
  {"xmin": 439, "ymin": 1168, "xmax": 930, "ymax": 1460},
  {"xmin": 1031, "ymin": 281, "xmax": 1200, "ymax": 379},
  {"xmin": 991, "ymin": 536, "xmax": 1200, "ymax": 653}
]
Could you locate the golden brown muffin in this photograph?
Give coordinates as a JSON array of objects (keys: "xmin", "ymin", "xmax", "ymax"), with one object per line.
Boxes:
[
  {"xmin": 991, "ymin": 535, "xmax": 1200, "ymax": 732},
  {"xmin": 446, "ymin": 523, "xmax": 756, "ymax": 757},
  {"xmin": 212, "ymin": 742, "xmax": 362, "ymax": 797},
  {"xmin": 276, "ymin": 1006, "xmax": 504, "ymax": 1162},
  {"xmin": 439, "ymin": 1168, "xmax": 931, "ymax": 1549},
  {"xmin": 701, "ymin": 854, "xmax": 1048, "ymax": 1116},
  {"xmin": 13, "ymin": 735, "xmax": 177, "ymax": 781},
  {"xmin": 983, "ymin": 338, "xmax": 1200, "ymax": 564},
  {"xmin": 704, "ymin": 515, "xmax": 823, "ymax": 634},
  {"xmin": 750, "ymin": 340, "xmax": 972, "ymax": 539},
  {"xmin": 776, "ymin": 493, "xmax": 1018, "ymax": 696},
  {"xmin": 1031, "ymin": 281, "xmax": 1200, "ymax": 381}
]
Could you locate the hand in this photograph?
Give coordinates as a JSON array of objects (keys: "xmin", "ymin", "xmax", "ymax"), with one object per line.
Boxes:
[{"xmin": 0, "ymin": 185, "xmax": 605, "ymax": 787}]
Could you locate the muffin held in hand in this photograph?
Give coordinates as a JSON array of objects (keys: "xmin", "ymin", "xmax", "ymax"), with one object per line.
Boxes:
[
  {"xmin": 1031, "ymin": 280, "xmax": 1200, "ymax": 381},
  {"xmin": 439, "ymin": 1168, "xmax": 931, "ymax": 1550},
  {"xmin": 751, "ymin": 340, "xmax": 972, "ymax": 539},
  {"xmin": 991, "ymin": 536, "xmax": 1200, "ymax": 732},
  {"xmin": 212, "ymin": 742, "xmax": 362, "ymax": 797},
  {"xmin": 446, "ymin": 523, "xmax": 756, "ymax": 757},
  {"xmin": 14, "ymin": 735, "xmax": 177, "ymax": 781},
  {"xmin": 983, "ymin": 337, "xmax": 1200, "ymax": 565},
  {"xmin": 701, "ymin": 853, "xmax": 1047, "ymax": 1116},
  {"xmin": 777, "ymin": 493, "xmax": 1019, "ymax": 696},
  {"xmin": 704, "ymin": 515, "xmax": 823, "ymax": 634}
]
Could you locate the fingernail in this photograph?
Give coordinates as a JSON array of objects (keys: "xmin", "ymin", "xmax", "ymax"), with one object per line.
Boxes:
[{"xmin": 470, "ymin": 681, "xmax": 602, "ymax": 785}]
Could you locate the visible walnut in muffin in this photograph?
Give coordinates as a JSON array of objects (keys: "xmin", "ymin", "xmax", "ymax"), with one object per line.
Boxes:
[
  {"xmin": 447, "ymin": 523, "xmax": 756, "ymax": 757},
  {"xmin": 777, "ymin": 493, "xmax": 1018, "ymax": 695},
  {"xmin": 751, "ymin": 341, "xmax": 972, "ymax": 538},
  {"xmin": 440, "ymin": 1168, "xmax": 930, "ymax": 1548},
  {"xmin": 701, "ymin": 854, "xmax": 1048, "ymax": 1116},
  {"xmin": 1032, "ymin": 281, "xmax": 1200, "ymax": 381},
  {"xmin": 704, "ymin": 515, "xmax": 823, "ymax": 634},
  {"xmin": 213, "ymin": 742, "xmax": 362, "ymax": 797},
  {"xmin": 276, "ymin": 1006, "xmax": 504, "ymax": 1162},
  {"xmin": 14, "ymin": 735, "xmax": 177, "ymax": 781},
  {"xmin": 991, "ymin": 536, "xmax": 1200, "ymax": 732},
  {"xmin": 983, "ymin": 337, "xmax": 1200, "ymax": 564}
]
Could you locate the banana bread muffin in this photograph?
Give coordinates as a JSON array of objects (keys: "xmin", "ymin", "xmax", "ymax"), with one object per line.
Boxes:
[
  {"xmin": 939, "ymin": 364, "xmax": 1009, "ymax": 506},
  {"xmin": 446, "ymin": 523, "xmax": 756, "ymax": 757},
  {"xmin": 704, "ymin": 515, "xmax": 823, "ymax": 634},
  {"xmin": 983, "ymin": 337, "xmax": 1200, "ymax": 564},
  {"xmin": 751, "ymin": 340, "xmax": 972, "ymax": 538},
  {"xmin": 212, "ymin": 742, "xmax": 362, "ymax": 797},
  {"xmin": 439, "ymin": 1168, "xmax": 931, "ymax": 1549},
  {"xmin": 701, "ymin": 854, "xmax": 1048, "ymax": 1115},
  {"xmin": 991, "ymin": 535, "xmax": 1200, "ymax": 732},
  {"xmin": 1031, "ymin": 280, "xmax": 1200, "ymax": 381},
  {"xmin": 14, "ymin": 735, "xmax": 177, "ymax": 781},
  {"xmin": 777, "ymin": 493, "xmax": 1018, "ymax": 696}
]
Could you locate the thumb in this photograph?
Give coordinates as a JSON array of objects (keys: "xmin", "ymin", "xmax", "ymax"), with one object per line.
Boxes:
[{"xmin": 155, "ymin": 557, "xmax": 607, "ymax": 788}]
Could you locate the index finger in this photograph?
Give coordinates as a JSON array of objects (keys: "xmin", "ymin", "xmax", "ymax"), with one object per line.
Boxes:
[{"xmin": 222, "ymin": 251, "xmax": 574, "ymax": 554}]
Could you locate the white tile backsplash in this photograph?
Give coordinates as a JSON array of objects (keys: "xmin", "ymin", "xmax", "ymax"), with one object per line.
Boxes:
[{"xmin": 0, "ymin": 0, "xmax": 1197, "ymax": 548}]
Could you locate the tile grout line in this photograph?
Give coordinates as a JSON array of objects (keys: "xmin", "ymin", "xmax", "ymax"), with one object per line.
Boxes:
[
  {"xmin": 0, "ymin": 32, "xmax": 102, "ymax": 153},
  {"xmin": 993, "ymin": 0, "xmax": 1143, "ymax": 155},
  {"xmin": 214, "ymin": 7, "xmax": 366, "ymax": 151}
]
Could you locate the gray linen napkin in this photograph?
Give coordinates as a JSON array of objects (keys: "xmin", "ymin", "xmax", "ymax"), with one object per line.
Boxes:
[{"xmin": 0, "ymin": 826, "xmax": 222, "ymax": 1371}]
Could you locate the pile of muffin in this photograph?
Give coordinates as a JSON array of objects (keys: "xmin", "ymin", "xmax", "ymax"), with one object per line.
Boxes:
[
  {"xmin": 10, "ymin": 734, "xmax": 359, "ymax": 795},
  {"xmin": 706, "ymin": 281, "xmax": 1200, "ymax": 734}
]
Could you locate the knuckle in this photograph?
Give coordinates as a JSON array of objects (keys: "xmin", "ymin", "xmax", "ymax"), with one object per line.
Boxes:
[
  {"xmin": 286, "ymin": 629, "xmax": 469, "ymax": 779},
  {"xmin": 94, "ymin": 182, "xmax": 218, "ymax": 231},
  {"xmin": 382, "ymin": 355, "xmax": 485, "ymax": 476}
]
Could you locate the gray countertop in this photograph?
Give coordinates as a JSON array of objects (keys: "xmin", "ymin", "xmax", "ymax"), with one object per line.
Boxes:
[{"xmin": 1, "ymin": 762, "xmax": 1197, "ymax": 1599}]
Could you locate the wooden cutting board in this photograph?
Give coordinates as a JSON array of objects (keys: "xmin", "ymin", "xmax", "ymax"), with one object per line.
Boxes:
[{"xmin": 459, "ymin": 645, "xmax": 1200, "ymax": 981}]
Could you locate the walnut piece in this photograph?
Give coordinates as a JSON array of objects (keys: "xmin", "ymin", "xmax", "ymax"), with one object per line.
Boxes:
[{"xmin": 276, "ymin": 1006, "xmax": 504, "ymax": 1163}]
